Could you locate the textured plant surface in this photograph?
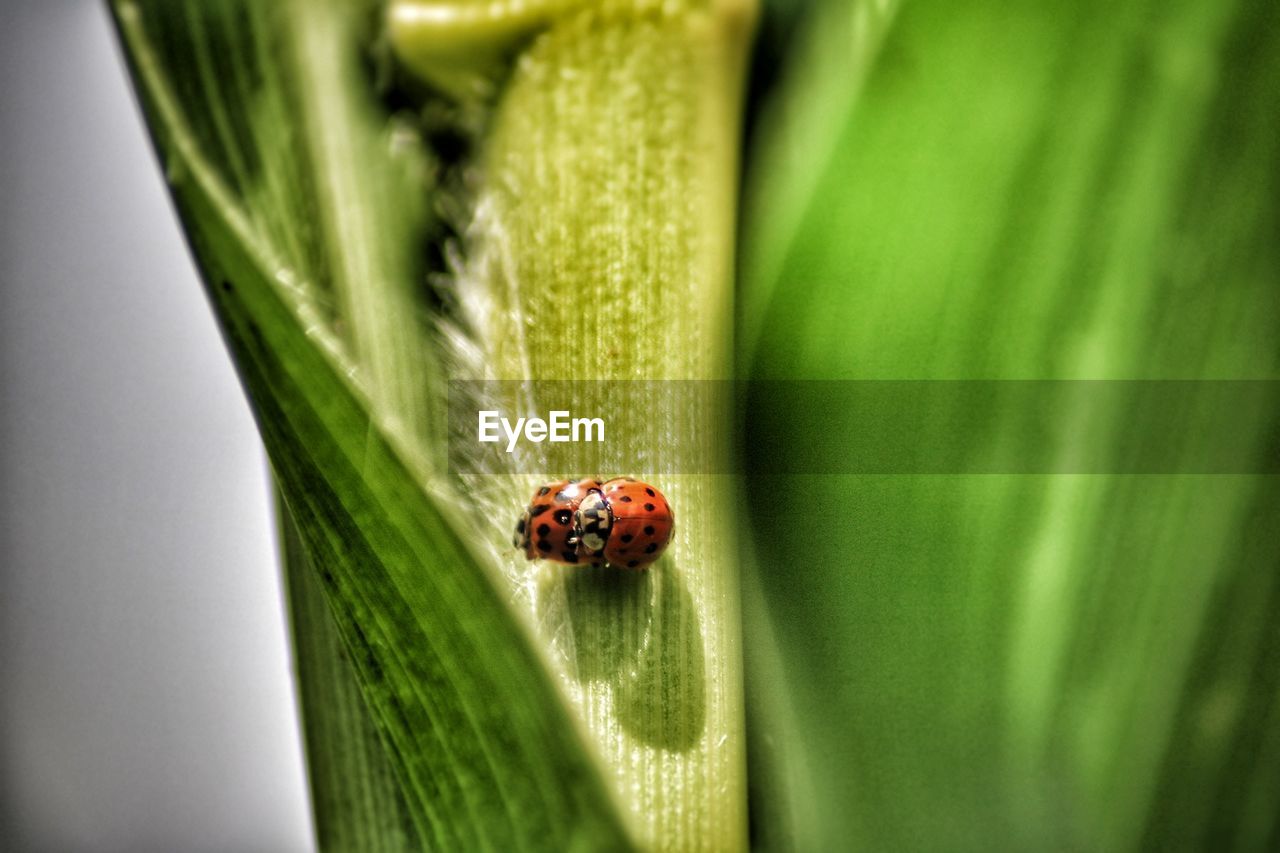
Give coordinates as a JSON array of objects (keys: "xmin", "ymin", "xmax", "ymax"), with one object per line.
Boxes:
[
  {"xmin": 111, "ymin": 0, "xmax": 1280, "ymax": 849},
  {"xmin": 113, "ymin": 0, "xmax": 751, "ymax": 849}
]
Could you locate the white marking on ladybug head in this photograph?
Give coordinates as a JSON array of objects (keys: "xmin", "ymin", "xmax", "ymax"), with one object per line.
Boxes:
[{"xmin": 574, "ymin": 491, "xmax": 612, "ymax": 555}]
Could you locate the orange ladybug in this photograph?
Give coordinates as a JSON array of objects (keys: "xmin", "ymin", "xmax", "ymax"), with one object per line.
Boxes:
[{"xmin": 514, "ymin": 477, "xmax": 674, "ymax": 570}]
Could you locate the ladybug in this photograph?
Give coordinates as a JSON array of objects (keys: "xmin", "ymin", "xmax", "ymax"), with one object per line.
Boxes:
[
  {"xmin": 513, "ymin": 478, "xmax": 600, "ymax": 566},
  {"xmin": 513, "ymin": 477, "xmax": 674, "ymax": 570}
]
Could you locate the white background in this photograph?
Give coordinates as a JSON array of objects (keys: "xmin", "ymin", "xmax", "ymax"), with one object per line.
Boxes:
[{"xmin": 1, "ymin": 2, "xmax": 314, "ymax": 849}]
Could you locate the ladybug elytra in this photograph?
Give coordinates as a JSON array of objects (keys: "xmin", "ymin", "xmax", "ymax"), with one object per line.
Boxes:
[{"xmin": 513, "ymin": 477, "xmax": 674, "ymax": 570}]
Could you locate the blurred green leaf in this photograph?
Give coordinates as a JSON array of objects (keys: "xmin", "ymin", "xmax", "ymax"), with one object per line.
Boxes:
[{"xmin": 741, "ymin": 0, "xmax": 1280, "ymax": 849}]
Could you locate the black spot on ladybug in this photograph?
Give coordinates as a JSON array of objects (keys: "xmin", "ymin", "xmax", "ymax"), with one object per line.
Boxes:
[
  {"xmin": 620, "ymin": 533, "xmax": 633, "ymax": 543},
  {"xmin": 645, "ymin": 543, "xmax": 658, "ymax": 554},
  {"xmin": 645, "ymin": 487, "xmax": 655, "ymax": 496},
  {"xmin": 537, "ymin": 523, "xmax": 551, "ymax": 537},
  {"xmin": 530, "ymin": 503, "xmax": 551, "ymax": 517},
  {"xmin": 620, "ymin": 495, "xmax": 632, "ymax": 503},
  {"xmin": 538, "ymin": 486, "xmax": 550, "ymax": 496},
  {"xmin": 562, "ymin": 550, "xmax": 579, "ymax": 563},
  {"xmin": 537, "ymin": 540, "xmax": 552, "ymax": 553},
  {"xmin": 644, "ymin": 525, "xmax": 655, "ymax": 535},
  {"xmin": 554, "ymin": 509, "xmax": 572, "ymax": 525},
  {"xmin": 644, "ymin": 503, "xmax": 655, "ymax": 512},
  {"xmin": 628, "ymin": 560, "xmax": 640, "ymax": 568}
]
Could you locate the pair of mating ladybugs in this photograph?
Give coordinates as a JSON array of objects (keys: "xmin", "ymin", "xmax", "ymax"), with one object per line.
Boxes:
[{"xmin": 514, "ymin": 478, "xmax": 674, "ymax": 570}]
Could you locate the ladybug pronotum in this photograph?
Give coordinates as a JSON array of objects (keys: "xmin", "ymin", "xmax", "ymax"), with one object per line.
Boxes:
[{"xmin": 513, "ymin": 477, "xmax": 674, "ymax": 570}]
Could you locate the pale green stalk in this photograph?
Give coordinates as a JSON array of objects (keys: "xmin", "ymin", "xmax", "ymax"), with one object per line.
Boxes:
[{"xmin": 393, "ymin": 1, "xmax": 756, "ymax": 847}]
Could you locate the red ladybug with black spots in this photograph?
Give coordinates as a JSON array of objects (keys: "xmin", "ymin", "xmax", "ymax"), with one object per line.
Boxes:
[{"xmin": 513, "ymin": 477, "xmax": 674, "ymax": 570}]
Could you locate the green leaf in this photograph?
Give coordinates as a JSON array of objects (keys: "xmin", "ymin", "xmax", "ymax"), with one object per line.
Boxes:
[
  {"xmin": 280, "ymin": 497, "xmax": 419, "ymax": 852},
  {"xmin": 741, "ymin": 0, "xmax": 1280, "ymax": 849},
  {"xmin": 111, "ymin": 0, "xmax": 756, "ymax": 848},
  {"xmin": 110, "ymin": 1, "xmax": 632, "ymax": 848}
]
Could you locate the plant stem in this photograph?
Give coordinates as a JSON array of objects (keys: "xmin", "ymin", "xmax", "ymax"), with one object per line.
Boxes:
[{"xmin": 396, "ymin": 1, "xmax": 759, "ymax": 846}]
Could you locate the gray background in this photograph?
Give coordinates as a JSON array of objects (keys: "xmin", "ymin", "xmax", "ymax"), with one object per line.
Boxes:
[{"xmin": 1, "ymin": 2, "xmax": 314, "ymax": 849}]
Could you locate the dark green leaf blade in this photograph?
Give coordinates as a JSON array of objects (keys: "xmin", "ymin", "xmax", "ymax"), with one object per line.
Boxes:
[
  {"xmin": 193, "ymin": 185, "xmax": 628, "ymax": 850},
  {"xmin": 281, "ymin": 497, "xmax": 421, "ymax": 852}
]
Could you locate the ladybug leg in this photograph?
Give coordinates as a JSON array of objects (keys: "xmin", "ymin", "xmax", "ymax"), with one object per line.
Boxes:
[{"xmin": 513, "ymin": 508, "xmax": 531, "ymax": 549}]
